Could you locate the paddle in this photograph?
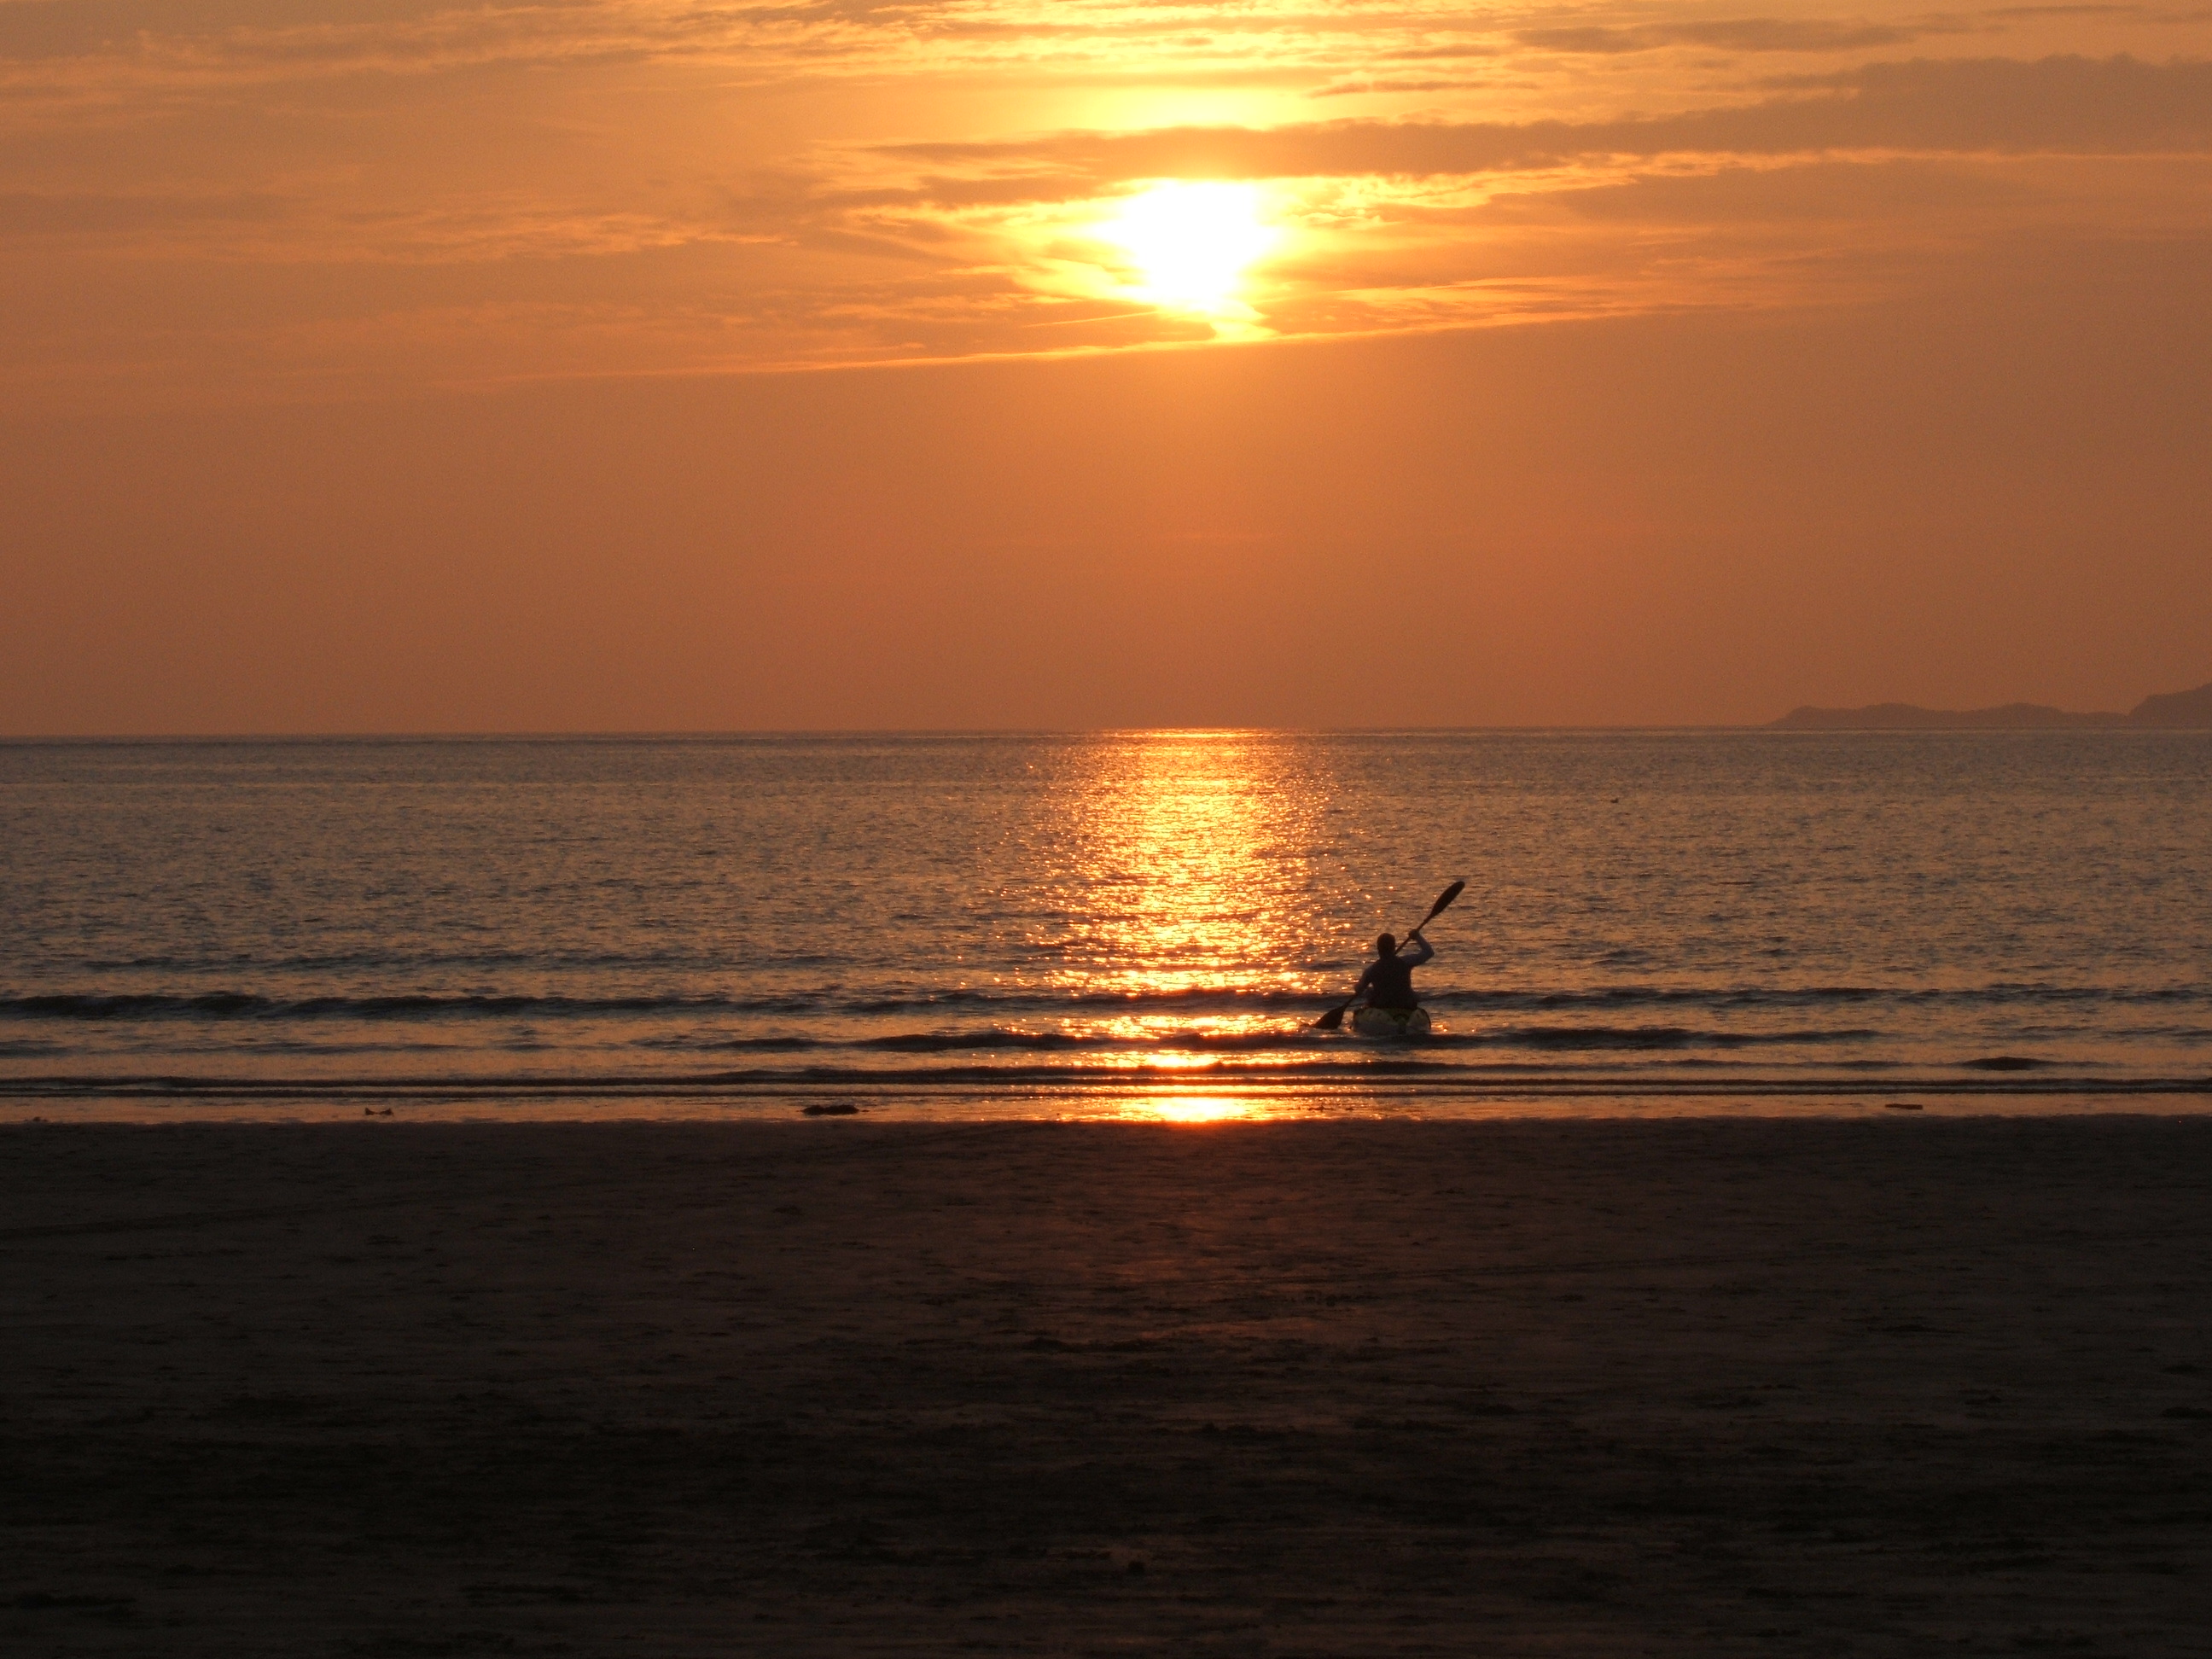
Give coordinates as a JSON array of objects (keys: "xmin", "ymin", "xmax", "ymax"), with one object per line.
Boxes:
[{"xmin": 1312, "ymin": 878, "xmax": 1465, "ymax": 1031}]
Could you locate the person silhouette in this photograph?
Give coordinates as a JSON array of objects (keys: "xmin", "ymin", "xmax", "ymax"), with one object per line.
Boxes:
[{"xmin": 1353, "ymin": 927, "xmax": 1434, "ymax": 1011}]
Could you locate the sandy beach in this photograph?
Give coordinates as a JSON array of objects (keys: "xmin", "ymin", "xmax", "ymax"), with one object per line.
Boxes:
[{"xmin": 5, "ymin": 1117, "xmax": 2209, "ymax": 1656}]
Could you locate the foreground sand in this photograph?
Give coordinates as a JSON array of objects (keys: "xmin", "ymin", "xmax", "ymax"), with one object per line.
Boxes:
[{"xmin": 4, "ymin": 1118, "xmax": 2209, "ymax": 1656}]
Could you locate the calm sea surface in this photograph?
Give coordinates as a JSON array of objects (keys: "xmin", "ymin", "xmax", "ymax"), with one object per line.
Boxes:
[{"xmin": 3, "ymin": 733, "xmax": 2208, "ymax": 1117}]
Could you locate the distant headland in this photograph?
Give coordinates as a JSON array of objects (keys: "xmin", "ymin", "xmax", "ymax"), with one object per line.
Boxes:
[{"xmin": 1770, "ymin": 679, "xmax": 2212, "ymax": 730}]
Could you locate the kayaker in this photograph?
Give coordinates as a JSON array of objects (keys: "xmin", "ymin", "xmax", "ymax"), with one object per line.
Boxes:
[{"xmin": 1353, "ymin": 927, "xmax": 1433, "ymax": 1010}]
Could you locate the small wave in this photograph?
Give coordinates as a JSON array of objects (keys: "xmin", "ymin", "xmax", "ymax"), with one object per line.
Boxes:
[
  {"xmin": 73, "ymin": 950, "xmax": 743, "ymax": 975},
  {"xmin": 0, "ymin": 1058, "xmax": 1454, "ymax": 1095},
  {"xmin": 660, "ymin": 1028, "xmax": 1342, "ymax": 1055},
  {"xmin": 3, "ymin": 1062, "xmax": 2204, "ymax": 1099},
  {"xmin": 847, "ymin": 1024, "xmax": 1881, "ymax": 1054},
  {"xmin": 622, "ymin": 1024, "xmax": 1883, "ymax": 1057},
  {"xmin": 4, "ymin": 980, "xmax": 2202, "ymax": 1025},
  {"xmin": 1429, "ymin": 984, "xmax": 2207, "ymax": 1012},
  {"xmin": 845, "ymin": 987, "xmax": 1322, "ymax": 1016},
  {"xmin": 1476, "ymin": 1025, "xmax": 1878, "ymax": 1051},
  {"xmin": 3, "ymin": 987, "xmax": 1324, "ymax": 1022},
  {"xmin": 632, "ymin": 1034, "xmax": 820, "ymax": 1052},
  {"xmin": 0, "ymin": 992, "xmax": 756, "ymax": 1022},
  {"xmin": 861, "ymin": 1030, "xmax": 1094, "ymax": 1053}
]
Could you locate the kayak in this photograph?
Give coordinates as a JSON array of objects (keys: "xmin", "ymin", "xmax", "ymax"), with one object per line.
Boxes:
[{"xmin": 1348, "ymin": 1004, "xmax": 1432, "ymax": 1040}]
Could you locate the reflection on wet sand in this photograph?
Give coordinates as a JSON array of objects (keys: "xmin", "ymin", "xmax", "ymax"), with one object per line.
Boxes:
[{"xmin": 1122, "ymin": 1092, "xmax": 1258, "ymax": 1124}]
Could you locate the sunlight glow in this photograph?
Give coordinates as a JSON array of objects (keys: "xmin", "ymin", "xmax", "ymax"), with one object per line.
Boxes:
[
  {"xmin": 1095, "ymin": 182, "xmax": 1278, "ymax": 313},
  {"xmin": 1131, "ymin": 1094, "xmax": 1255, "ymax": 1124}
]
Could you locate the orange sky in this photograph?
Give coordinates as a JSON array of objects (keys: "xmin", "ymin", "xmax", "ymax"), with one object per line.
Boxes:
[{"xmin": 3, "ymin": 0, "xmax": 2209, "ymax": 731}]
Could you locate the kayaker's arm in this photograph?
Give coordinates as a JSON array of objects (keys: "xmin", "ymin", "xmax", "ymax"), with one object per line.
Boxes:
[{"xmin": 1401, "ymin": 933, "xmax": 1435, "ymax": 968}]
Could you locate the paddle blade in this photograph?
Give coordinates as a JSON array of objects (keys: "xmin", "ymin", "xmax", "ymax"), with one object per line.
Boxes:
[
  {"xmin": 1312, "ymin": 1002, "xmax": 1349, "ymax": 1031},
  {"xmin": 1417, "ymin": 879, "xmax": 1466, "ymax": 928}
]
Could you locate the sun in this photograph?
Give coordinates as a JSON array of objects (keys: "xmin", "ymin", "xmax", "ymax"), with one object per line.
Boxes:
[{"xmin": 1095, "ymin": 181, "xmax": 1278, "ymax": 314}]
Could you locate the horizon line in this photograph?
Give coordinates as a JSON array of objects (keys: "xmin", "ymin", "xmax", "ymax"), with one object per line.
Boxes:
[{"xmin": 3, "ymin": 724, "xmax": 2203, "ymax": 743}]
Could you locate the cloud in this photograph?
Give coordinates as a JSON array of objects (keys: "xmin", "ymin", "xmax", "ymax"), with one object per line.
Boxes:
[
  {"xmin": 881, "ymin": 57, "xmax": 2212, "ymax": 192},
  {"xmin": 1306, "ymin": 76, "xmax": 1490, "ymax": 99},
  {"xmin": 0, "ymin": 0, "xmax": 580, "ymax": 61},
  {"xmin": 3, "ymin": 4, "xmax": 2208, "ymax": 404},
  {"xmin": 1514, "ymin": 18, "xmax": 1933, "ymax": 55},
  {"xmin": 0, "ymin": 0, "xmax": 1472, "ymax": 85},
  {"xmin": 0, "ymin": 189, "xmax": 286, "ymax": 233},
  {"xmin": 1498, "ymin": 157, "xmax": 2045, "ymax": 224}
]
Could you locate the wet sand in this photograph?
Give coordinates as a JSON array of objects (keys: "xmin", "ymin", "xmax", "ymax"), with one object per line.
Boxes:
[{"xmin": 4, "ymin": 1117, "xmax": 2210, "ymax": 1656}]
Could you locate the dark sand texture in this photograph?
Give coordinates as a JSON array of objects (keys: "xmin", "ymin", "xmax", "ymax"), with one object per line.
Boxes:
[{"xmin": 4, "ymin": 1118, "xmax": 2211, "ymax": 1656}]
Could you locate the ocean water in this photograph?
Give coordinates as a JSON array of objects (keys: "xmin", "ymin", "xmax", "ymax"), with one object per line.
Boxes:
[{"xmin": 3, "ymin": 732, "xmax": 2208, "ymax": 1117}]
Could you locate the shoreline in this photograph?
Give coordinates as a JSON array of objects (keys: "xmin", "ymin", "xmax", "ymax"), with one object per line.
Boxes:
[{"xmin": 3, "ymin": 1078, "xmax": 2210, "ymax": 1123}]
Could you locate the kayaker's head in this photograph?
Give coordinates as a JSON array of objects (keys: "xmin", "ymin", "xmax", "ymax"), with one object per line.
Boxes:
[{"xmin": 1376, "ymin": 932, "xmax": 1399, "ymax": 958}]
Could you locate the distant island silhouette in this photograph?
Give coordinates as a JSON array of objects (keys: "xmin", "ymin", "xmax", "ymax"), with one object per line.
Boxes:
[{"xmin": 1771, "ymin": 679, "xmax": 2212, "ymax": 730}]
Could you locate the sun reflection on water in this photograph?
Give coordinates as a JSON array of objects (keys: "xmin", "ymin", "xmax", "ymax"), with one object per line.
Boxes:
[{"xmin": 1033, "ymin": 731, "xmax": 1334, "ymax": 1062}]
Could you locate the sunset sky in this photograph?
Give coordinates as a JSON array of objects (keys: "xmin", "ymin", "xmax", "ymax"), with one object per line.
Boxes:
[{"xmin": 4, "ymin": 0, "xmax": 2209, "ymax": 731}]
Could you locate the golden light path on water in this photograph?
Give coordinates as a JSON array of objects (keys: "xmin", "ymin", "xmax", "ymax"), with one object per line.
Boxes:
[{"xmin": 1039, "ymin": 731, "xmax": 1331, "ymax": 1074}]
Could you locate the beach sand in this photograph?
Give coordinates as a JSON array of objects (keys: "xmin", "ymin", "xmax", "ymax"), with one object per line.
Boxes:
[{"xmin": 4, "ymin": 1117, "xmax": 2209, "ymax": 1656}]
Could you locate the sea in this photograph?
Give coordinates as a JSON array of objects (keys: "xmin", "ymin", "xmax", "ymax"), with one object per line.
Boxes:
[{"xmin": 3, "ymin": 731, "xmax": 2208, "ymax": 1120}]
